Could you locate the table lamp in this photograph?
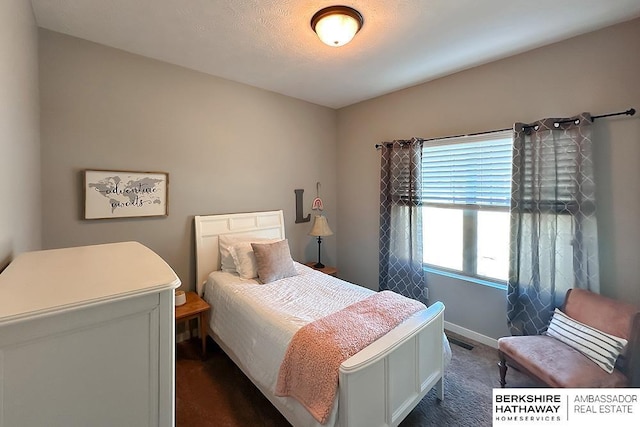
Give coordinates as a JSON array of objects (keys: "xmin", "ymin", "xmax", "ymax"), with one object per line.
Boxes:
[{"xmin": 309, "ymin": 215, "xmax": 333, "ymax": 268}]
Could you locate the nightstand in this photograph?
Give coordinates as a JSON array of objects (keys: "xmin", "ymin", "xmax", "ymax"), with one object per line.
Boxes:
[
  {"xmin": 175, "ymin": 291, "xmax": 210, "ymax": 354},
  {"xmin": 305, "ymin": 261, "xmax": 338, "ymax": 277}
]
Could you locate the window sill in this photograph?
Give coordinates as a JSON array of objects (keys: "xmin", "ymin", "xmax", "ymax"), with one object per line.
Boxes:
[{"xmin": 422, "ymin": 266, "xmax": 507, "ymax": 291}]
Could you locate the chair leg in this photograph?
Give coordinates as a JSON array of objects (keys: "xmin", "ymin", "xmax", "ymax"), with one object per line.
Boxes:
[{"xmin": 498, "ymin": 352, "xmax": 508, "ymax": 388}]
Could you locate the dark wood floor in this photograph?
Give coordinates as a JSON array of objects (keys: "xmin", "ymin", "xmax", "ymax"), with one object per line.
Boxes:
[
  {"xmin": 176, "ymin": 334, "xmax": 538, "ymax": 426},
  {"xmin": 176, "ymin": 338, "xmax": 290, "ymax": 426}
]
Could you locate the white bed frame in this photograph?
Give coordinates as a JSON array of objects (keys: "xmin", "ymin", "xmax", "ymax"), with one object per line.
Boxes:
[{"xmin": 194, "ymin": 210, "xmax": 445, "ymax": 427}]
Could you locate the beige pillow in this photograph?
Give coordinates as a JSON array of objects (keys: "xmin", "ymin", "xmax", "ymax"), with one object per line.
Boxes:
[{"xmin": 251, "ymin": 239, "xmax": 298, "ymax": 283}]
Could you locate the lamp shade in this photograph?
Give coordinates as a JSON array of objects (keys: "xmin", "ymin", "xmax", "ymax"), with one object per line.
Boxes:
[
  {"xmin": 309, "ymin": 215, "xmax": 334, "ymax": 237},
  {"xmin": 311, "ymin": 6, "xmax": 363, "ymax": 47}
]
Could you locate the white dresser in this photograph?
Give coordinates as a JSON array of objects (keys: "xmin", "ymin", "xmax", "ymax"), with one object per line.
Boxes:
[{"xmin": 0, "ymin": 242, "xmax": 181, "ymax": 427}]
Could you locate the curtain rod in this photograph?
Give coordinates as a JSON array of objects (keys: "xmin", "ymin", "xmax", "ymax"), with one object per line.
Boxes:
[{"xmin": 374, "ymin": 108, "xmax": 636, "ymax": 149}]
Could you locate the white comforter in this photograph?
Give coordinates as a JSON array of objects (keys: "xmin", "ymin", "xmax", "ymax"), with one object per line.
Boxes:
[{"xmin": 203, "ymin": 262, "xmax": 451, "ymax": 427}]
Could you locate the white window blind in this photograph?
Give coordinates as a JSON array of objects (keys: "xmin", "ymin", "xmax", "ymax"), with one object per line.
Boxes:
[{"xmin": 421, "ymin": 130, "xmax": 513, "ymax": 209}]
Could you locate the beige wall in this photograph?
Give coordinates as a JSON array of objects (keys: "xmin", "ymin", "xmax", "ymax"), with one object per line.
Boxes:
[
  {"xmin": 36, "ymin": 17, "xmax": 640, "ymax": 341},
  {"xmin": 0, "ymin": 0, "xmax": 41, "ymax": 270},
  {"xmin": 39, "ymin": 30, "xmax": 338, "ymax": 291},
  {"xmin": 337, "ymin": 18, "xmax": 640, "ymax": 341}
]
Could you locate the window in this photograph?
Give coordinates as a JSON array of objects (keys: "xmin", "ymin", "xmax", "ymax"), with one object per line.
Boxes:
[{"xmin": 421, "ymin": 130, "xmax": 513, "ymax": 283}]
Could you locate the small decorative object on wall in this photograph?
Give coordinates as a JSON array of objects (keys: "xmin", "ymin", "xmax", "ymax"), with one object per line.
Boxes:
[
  {"xmin": 311, "ymin": 182, "xmax": 324, "ymax": 211},
  {"xmin": 84, "ymin": 169, "xmax": 168, "ymax": 219}
]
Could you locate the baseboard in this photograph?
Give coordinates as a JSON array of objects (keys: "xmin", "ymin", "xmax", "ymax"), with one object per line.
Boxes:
[
  {"xmin": 180, "ymin": 323, "xmax": 497, "ymax": 348},
  {"xmin": 179, "ymin": 322, "xmax": 496, "ymax": 347},
  {"xmin": 444, "ymin": 321, "xmax": 498, "ymax": 349}
]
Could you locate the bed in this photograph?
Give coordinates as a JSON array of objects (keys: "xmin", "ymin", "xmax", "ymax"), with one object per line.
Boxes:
[{"xmin": 194, "ymin": 210, "xmax": 450, "ymax": 427}]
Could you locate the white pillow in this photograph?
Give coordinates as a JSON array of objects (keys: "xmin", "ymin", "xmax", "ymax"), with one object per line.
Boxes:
[
  {"xmin": 546, "ymin": 308, "xmax": 628, "ymax": 373},
  {"xmin": 218, "ymin": 234, "xmax": 279, "ymax": 274},
  {"xmin": 229, "ymin": 239, "xmax": 279, "ymax": 279},
  {"xmin": 218, "ymin": 235, "xmax": 240, "ymax": 273}
]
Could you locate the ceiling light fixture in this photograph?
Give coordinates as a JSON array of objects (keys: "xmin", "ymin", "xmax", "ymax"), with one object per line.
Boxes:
[{"xmin": 311, "ymin": 5, "xmax": 364, "ymax": 47}]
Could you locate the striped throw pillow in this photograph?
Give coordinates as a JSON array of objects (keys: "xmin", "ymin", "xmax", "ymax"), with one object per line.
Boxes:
[{"xmin": 546, "ymin": 308, "xmax": 628, "ymax": 373}]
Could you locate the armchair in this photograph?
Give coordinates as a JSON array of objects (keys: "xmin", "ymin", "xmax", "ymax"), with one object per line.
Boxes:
[{"xmin": 498, "ymin": 288, "xmax": 640, "ymax": 388}]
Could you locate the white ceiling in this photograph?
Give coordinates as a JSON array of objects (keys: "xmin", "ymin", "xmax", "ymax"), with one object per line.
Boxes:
[{"xmin": 30, "ymin": 0, "xmax": 640, "ymax": 109}]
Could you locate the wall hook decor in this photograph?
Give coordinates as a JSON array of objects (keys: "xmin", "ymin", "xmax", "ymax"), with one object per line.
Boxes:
[
  {"xmin": 311, "ymin": 182, "xmax": 324, "ymax": 211},
  {"xmin": 294, "ymin": 189, "xmax": 311, "ymax": 223}
]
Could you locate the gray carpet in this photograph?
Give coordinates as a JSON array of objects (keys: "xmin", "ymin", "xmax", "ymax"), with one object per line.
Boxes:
[
  {"xmin": 400, "ymin": 332, "xmax": 539, "ymax": 426},
  {"xmin": 176, "ymin": 332, "xmax": 539, "ymax": 426}
]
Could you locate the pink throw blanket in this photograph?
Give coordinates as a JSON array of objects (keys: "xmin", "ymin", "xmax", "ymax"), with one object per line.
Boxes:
[{"xmin": 275, "ymin": 290, "xmax": 426, "ymax": 424}]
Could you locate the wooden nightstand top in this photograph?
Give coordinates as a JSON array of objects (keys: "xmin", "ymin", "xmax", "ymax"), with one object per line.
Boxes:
[
  {"xmin": 304, "ymin": 262, "xmax": 338, "ymax": 277},
  {"xmin": 175, "ymin": 291, "xmax": 210, "ymax": 320}
]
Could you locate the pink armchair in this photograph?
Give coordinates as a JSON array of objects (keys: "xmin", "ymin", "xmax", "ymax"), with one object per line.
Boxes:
[{"xmin": 498, "ymin": 288, "xmax": 640, "ymax": 388}]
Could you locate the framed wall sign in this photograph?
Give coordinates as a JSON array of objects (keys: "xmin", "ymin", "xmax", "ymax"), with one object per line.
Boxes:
[{"xmin": 84, "ymin": 169, "xmax": 169, "ymax": 219}]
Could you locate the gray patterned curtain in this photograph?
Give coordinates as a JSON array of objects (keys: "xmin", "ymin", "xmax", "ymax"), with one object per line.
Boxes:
[
  {"xmin": 379, "ymin": 138, "xmax": 427, "ymax": 303},
  {"xmin": 507, "ymin": 113, "xmax": 599, "ymax": 335}
]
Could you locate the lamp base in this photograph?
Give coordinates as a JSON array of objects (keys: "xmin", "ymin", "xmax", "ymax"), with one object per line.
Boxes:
[{"xmin": 313, "ymin": 236, "xmax": 325, "ymax": 270}]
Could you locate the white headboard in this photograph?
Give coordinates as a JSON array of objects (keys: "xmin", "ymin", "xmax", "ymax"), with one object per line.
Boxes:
[{"xmin": 194, "ymin": 210, "xmax": 285, "ymax": 295}]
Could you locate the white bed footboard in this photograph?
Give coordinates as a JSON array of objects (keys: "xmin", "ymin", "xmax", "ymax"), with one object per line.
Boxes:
[{"xmin": 339, "ymin": 302, "xmax": 445, "ymax": 427}]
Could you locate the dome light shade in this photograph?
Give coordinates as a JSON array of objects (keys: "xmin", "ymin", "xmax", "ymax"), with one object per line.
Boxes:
[{"xmin": 311, "ymin": 6, "xmax": 363, "ymax": 47}]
